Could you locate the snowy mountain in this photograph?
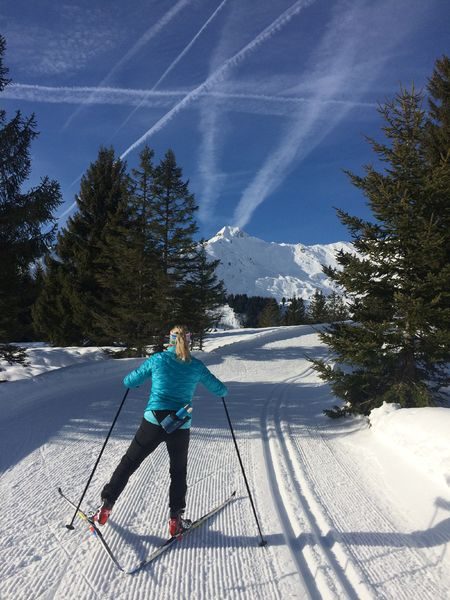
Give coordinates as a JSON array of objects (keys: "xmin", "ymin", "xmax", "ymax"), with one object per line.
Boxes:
[{"xmin": 205, "ymin": 226, "xmax": 354, "ymax": 301}]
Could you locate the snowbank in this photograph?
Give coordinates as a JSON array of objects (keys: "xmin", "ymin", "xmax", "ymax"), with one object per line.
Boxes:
[
  {"xmin": 0, "ymin": 345, "xmax": 110, "ymax": 382},
  {"xmin": 369, "ymin": 402, "xmax": 450, "ymax": 490}
]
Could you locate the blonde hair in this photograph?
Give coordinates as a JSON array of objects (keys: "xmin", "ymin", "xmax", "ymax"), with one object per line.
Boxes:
[{"xmin": 170, "ymin": 325, "xmax": 191, "ymax": 362}]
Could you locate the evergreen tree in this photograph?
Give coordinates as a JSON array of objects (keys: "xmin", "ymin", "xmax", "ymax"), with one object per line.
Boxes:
[
  {"xmin": 258, "ymin": 298, "xmax": 281, "ymax": 327},
  {"xmin": 421, "ymin": 55, "xmax": 450, "ymax": 361},
  {"xmin": 226, "ymin": 294, "xmax": 276, "ymax": 327},
  {"xmin": 181, "ymin": 241, "xmax": 226, "ymax": 349},
  {"xmin": 93, "ymin": 146, "xmax": 161, "ymax": 355},
  {"xmin": 32, "ymin": 256, "xmax": 81, "ymax": 345},
  {"xmin": 150, "ymin": 149, "xmax": 199, "ymax": 334},
  {"xmin": 34, "ymin": 147, "xmax": 129, "ymax": 344},
  {"xmin": 0, "ymin": 35, "xmax": 62, "ymax": 349},
  {"xmin": 313, "ymin": 79, "xmax": 450, "ymax": 417},
  {"xmin": 325, "ymin": 292, "xmax": 349, "ymax": 322},
  {"xmin": 307, "ymin": 289, "xmax": 328, "ymax": 323},
  {"xmin": 425, "ymin": 55, "xmax": 450, "ymax": 164},
  {"xmin": 284, "ymin": 295, "xmax": 306, "ymax": 325},
  {"xmin": 227, "ymin": 294, "xmax": 249, "ymax": 316}
]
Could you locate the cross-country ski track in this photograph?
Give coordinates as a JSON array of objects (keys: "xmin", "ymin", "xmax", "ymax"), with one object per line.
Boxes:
[{"xmin": 1, "ymin": 326, "xmax": 449, "ymax": 599}]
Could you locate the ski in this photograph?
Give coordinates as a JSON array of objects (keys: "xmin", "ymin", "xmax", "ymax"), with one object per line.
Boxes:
[
  {"xmin": 58, "ymin": 487, "xmax": 126, "ymax": 572},
  {"xmin": 58, "ymin": 487, "xmax": 236, "ymax": 574},
  {"xmin": 128, "ymin": 490, "xmax": 236, "ymax": 574}
]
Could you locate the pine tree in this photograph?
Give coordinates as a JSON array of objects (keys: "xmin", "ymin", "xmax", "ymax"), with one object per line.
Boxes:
[
  {"xmin": 181, "ymin": 241, "xmax": 226, "ymax": 349},
  {"xmin": 94, "ymin": 146, "xmax": 164, "ymax": 355},
  {"xmin": 307, "ymin": 289, "xmax": 328, "ymax": 323},
  {"xmin": 421, "ymin": 56, "xmax": 450, "ymax": 364},
  {"xmin": 32, "ymin": 256, "xmax": 82, "ymax": 345},
  {"xmin": 150, "ymin": 149, "xmax": 199, "ymax": 335},
  {"xmin": 0, "ymin": 35, "xmax": 62, "ymax": 350},
  {"xmin": 227, "ymin": 295, "xmax": 276, "ymax": 327},
  {"xmin": 34, "ymin": 147, "xmax": 129, "ymax": 344},
  {"xmin": 258, "ymin": 298, "xmax": 280, "ymax": 327},
  {"xmin": 284, "ymin": 295, "xmax": 306, "ymax": 325},
  {"xmin": 313, "ymin": 78, "xmax": 450, "ymax": 417},
  {"xmin": 425, "ymin": 56, "xmax": 450, "ymax": 164},
  {"xmin": 325, "ymin": 292, "xmax": 349, "ymax": 322}
]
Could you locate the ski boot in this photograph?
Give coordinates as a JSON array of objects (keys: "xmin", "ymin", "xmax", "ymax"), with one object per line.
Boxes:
[
  {"xmin": 92, "ymin": 498, "xmax": 114, "ymax": 526},
  {"xmin": 168, "ymin": 510, "xmax": 192, "ymax": 537}
]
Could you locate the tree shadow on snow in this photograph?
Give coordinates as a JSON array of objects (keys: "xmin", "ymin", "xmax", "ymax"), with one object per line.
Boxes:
[{"xmin": 0, "ymin": 369, "xmax": 348, "ymax": 474}]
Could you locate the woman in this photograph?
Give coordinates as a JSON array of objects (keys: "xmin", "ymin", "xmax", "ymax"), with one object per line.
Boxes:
[{"xmin": 94, "ymin": 325, "xmax": 228, "ymax": 536}]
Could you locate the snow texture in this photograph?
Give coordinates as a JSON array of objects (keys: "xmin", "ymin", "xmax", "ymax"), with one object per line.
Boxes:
[{"xmin": 0, "ymin": 328, "xmax": 449, "ymax": 599}]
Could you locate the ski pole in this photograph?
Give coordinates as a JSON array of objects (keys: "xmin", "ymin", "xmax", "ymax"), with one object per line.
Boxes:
[
  {"xmin": 221, "ymin": 396, "xmax": 267, "ymax": 547},
  {"xmin": 66, "ymin": 388, "xmax": 130, "ymax": 530}
]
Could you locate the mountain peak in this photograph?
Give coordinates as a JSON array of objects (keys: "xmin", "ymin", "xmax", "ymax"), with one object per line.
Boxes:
[{"xmin": 215, "ymin": 225, "xmax": 248, "ymax": 239}]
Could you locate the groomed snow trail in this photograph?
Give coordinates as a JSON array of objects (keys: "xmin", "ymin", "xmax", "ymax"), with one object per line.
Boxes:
[{"xmin": 1, "ymin": 327, "xmax": 449, "ymax": 599}]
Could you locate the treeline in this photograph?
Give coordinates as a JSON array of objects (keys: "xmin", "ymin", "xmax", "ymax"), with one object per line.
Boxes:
[
  {"xmin": 313, "ymin": 56, "xmax": 450, "ymax": 416},
  {"xmin": 33, "ymin": 146, "xmax": 225, "ymax": 353},
  {"xmin": 227, "ymin": 290, "xmax": 349, "ymax": 328},
  {"xmin": 0, "ymin": 36, "xmax": 224, "ymax": 358}
]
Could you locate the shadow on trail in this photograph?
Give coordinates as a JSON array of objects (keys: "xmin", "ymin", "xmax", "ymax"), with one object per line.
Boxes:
[
  {"xmin": 0, "ymin": 323, "xmax": 329, "ymax": 474},
  {"xmin": 0, "ymin": 361, "xmax": 332, "ymax": 473},
  {"xmin": 105, "ymin": 494, "xmax": 285, "ymax": 572}
]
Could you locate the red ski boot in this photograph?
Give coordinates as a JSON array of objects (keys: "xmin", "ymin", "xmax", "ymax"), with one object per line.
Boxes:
[
  {"xmin": 168, "ymin": 512, "xmax": 192, "ymax": 537},
  {"xmin": 92, "ymin": 499, "xmax": 114, "ymax": 526}
]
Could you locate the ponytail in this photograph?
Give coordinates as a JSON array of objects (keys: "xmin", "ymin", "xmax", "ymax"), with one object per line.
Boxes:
[{"xmin": 170, "ymin": 325, "xmax": 191, "ymax": 362}]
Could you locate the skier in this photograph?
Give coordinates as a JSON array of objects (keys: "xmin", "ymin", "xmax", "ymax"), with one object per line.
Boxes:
[{"xmin": 94, "ymin": 325, "xmax": 228, "ymax": 536}]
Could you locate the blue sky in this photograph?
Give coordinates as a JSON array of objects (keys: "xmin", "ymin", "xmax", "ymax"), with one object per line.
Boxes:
[{"xmin": 1, "ymin": 0, "xmax": 449, "ymax": 244}]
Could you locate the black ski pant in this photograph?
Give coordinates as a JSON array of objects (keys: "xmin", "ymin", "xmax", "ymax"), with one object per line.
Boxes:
[{"xmin": 101, "ymin": 416, "xmax": 190, "ymax": 517}]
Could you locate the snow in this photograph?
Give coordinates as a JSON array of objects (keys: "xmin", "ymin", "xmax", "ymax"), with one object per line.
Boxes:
[
  {"xmin": 1, "ymin": 328, "xmax": 449, "ymax": 599},
  {"xmin": 216, "ymin": 304, "xmax": 243, "ymax": 329},
  {"xmin": 0, "ymin": 344, "xmax": 111, "ymax": 382},
  {"xmin": 205, "ymin": 225, "xmax": 355, "ymax": 301},
  {"xmin": 369, "ymin": 402, "xmax": 450, "ymax": 490}
]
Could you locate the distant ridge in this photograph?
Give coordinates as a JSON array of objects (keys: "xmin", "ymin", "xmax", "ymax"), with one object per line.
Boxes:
[{"xmin": 205, "ymin": 226, "xmax": 354, "ymax": 301}]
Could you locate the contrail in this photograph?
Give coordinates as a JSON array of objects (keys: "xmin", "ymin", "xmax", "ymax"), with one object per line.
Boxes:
[
  {"xmin": 197, "ymin": 96, "xmax": 223, "ymax": 224},
  {"xmin": 6, "ymin": 83, "xmax": 375, "ymax": 112},
  {"xmin": 232, "ymin": 0, "xmax": 428, "ymax": 228},
  {"xmin": 119, "ymin": 0, "xmax": 317, "ymax": 160},
  {"xmin": 196, "ymin": 0, "xmax": 320, "ymax": 225},
  {"xmin": 62, "ymin": 0, "xmax": 193, "ymax": 130},
  {"xmin": 114, "ymin": 0, "xmax": 229, "ymax": 136}
]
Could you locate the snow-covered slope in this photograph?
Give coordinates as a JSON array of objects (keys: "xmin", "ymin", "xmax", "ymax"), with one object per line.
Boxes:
[
  {"xmin": 1, "ymin": 328, "xmax": 449, "ymax": 600},
  {"xmin": 205, "ymin": 226, "xmax": 354, "ymax": 301},
  {"xmin": 0, "ymin": 344, "xmax": 110, "ymax": 382}
]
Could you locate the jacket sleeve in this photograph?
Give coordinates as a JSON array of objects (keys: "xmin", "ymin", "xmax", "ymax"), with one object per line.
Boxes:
[
  {"xmin": 199, "ymin": 363, "xmax": 228, "ymax": 397},
  {"xmin": 123, "ymin": 355, "xmax": 155, "ymax": 388}
]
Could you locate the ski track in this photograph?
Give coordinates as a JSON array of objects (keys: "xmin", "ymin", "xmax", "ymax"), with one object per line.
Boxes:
[
  {"xmin": 1, "ymin": 326, "xmax": 449, "ymax": 599},
  {"xmin": 259, "ymin": 364, "xmax": 450, "ymax": 599}
]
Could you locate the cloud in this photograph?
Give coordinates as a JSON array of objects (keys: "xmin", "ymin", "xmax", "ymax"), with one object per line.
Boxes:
[
  {"xmin": 232, "ymin": 0, "xmax": 431, "ymax": 228},
  {"xmin": 1, "ymin": 11, "xmax": 119, "ymax": 77},
  {"xmin": 61, "ymin": 0, "xmax": 194, "ymax": 129},
  {"xmin": 119, "ymin": 0, "xmax": 317, "ymax": 160}
]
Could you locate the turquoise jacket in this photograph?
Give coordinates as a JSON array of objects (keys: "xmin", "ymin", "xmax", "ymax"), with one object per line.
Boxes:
[{"xmin": 123, "ymin": 346, "xmax": 228, "ymax": 428}]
